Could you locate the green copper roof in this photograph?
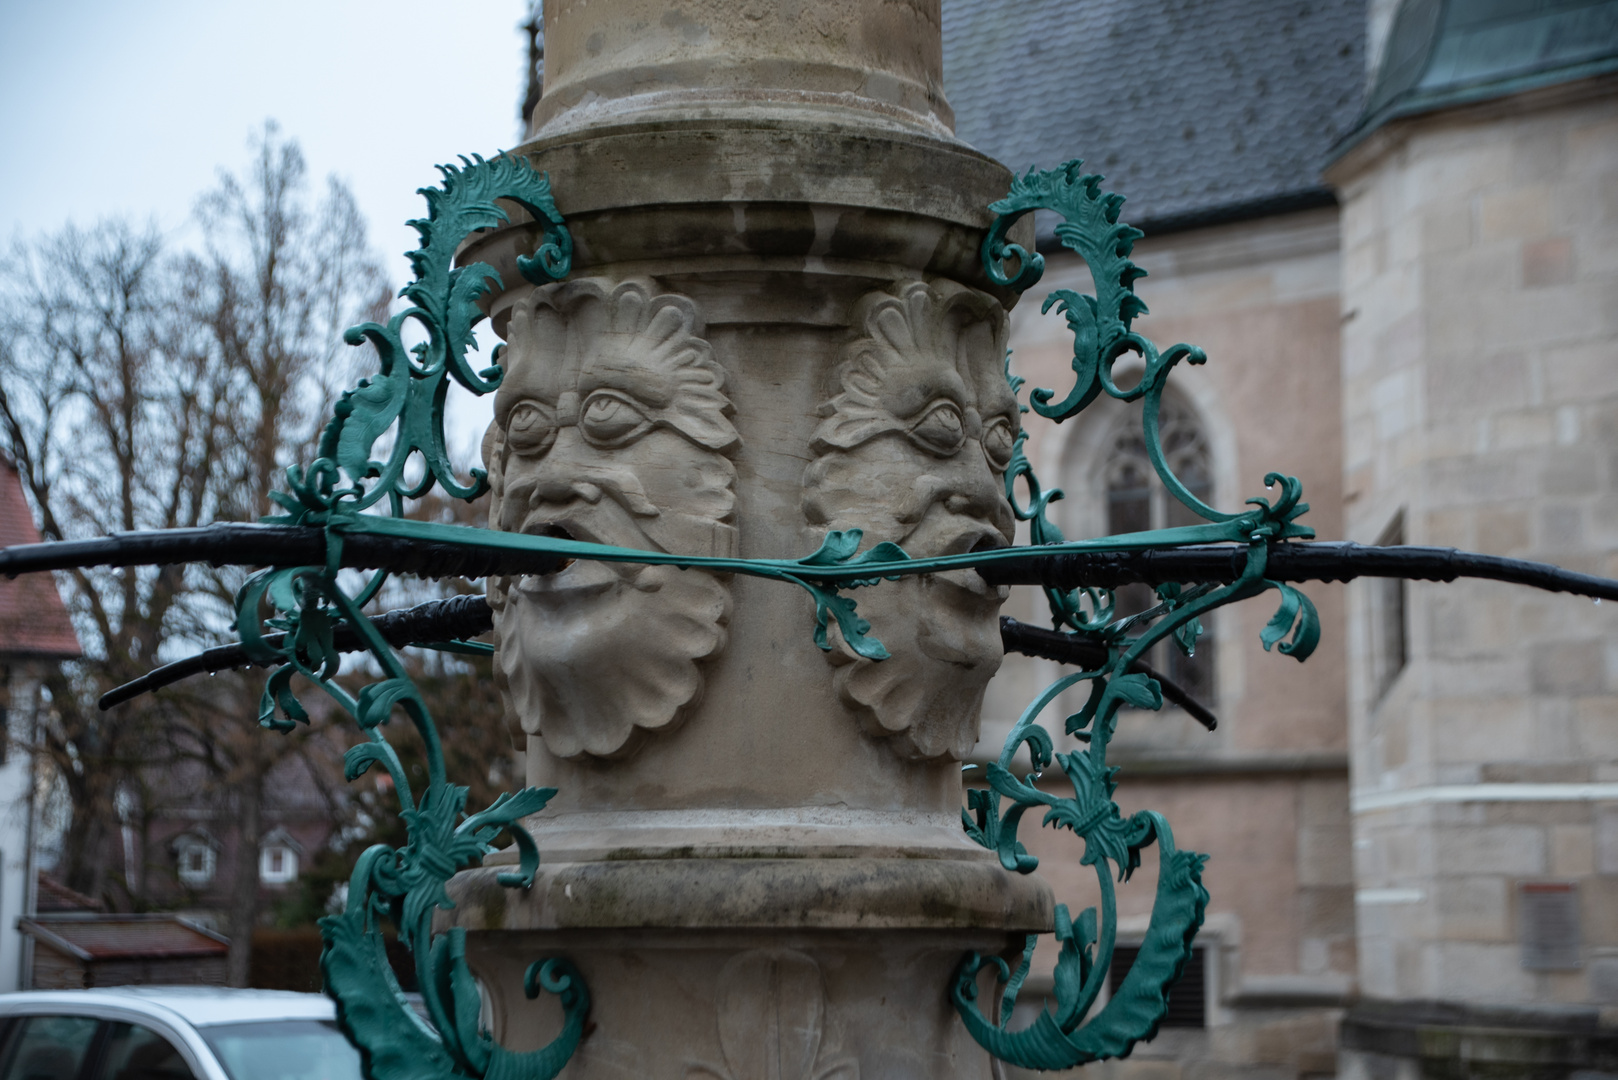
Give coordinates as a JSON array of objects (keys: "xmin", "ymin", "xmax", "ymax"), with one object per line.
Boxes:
[{"xmin": 1334, "ymin": 0, "xmax": 1618, "ymax": 157}]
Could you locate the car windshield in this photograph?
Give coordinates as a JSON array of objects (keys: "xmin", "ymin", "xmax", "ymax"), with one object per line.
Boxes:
[{"xmin": 197, "ymin": 1019, "xmax": 362, "ymax": 1080}]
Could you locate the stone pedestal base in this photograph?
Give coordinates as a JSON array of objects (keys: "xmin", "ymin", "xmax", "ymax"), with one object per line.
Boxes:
[
  {"xmin": 463, "ymin": 928, "xmax": 1015, "ymax": 1079},
  {"xmin": 446, "ymin": 851, "xmax": 1050, "ymax": 1078}
]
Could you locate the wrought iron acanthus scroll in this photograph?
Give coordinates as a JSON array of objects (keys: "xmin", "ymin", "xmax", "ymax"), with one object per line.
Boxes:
[
  {"xmin": 238, "ymin": 155, "xmax": 589, "ymax": 1080},
  {"xmin": 951, "ymin": 160, "xmax": 1321, "ymax": 1071}
]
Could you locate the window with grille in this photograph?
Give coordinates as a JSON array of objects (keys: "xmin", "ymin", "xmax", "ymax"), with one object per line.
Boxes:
[
  {"xmin": 1104, "ymin": 398, "xmax": 1215, "ymax": 705},
  {"xmin": 260, "ymin": 844, "xmax": 298, "ymax": 885},
  {"xmin": 176, "ymin": 840, "xmax": 216, "ymax": 887},
  {"xmin": 1107, "ymin": 943, "xmax": 1207, "ymax": 1028}
]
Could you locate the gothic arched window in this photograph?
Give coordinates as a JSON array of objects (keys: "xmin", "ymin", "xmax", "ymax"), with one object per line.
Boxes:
[{"xmin": 1103, "ymin": 397, "xmax": 1216, "ymax": 705}]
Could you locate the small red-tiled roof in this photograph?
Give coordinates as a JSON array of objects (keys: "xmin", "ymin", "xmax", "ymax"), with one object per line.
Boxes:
[
  {"xmin": 20, "ymin": 916, "xmax": 228, "ymax": 961},
  {"xmin": 0, "ymin": 458, "xmax": 80, "ymax": 660},
  {"xmin": 36, "ymin": 874, "xmax": 105, "ymax": 914}
]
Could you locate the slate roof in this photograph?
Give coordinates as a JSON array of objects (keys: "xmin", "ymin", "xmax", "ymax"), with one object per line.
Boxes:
[
  {"xmin": 0, "ymin": 458, "xmax": 79, "ymax": 660},
  {"xmin": 940, "ymin": 0, "xmax": 1368, "ymax": 238}
]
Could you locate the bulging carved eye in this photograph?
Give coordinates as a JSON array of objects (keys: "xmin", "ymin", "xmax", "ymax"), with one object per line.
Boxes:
[
  {"xmin": 907, "ymin": 401, "xmax": 966, "ymax": 457},
  {"xmin": 982, "ymin": 416, "xmax": 1016, "ymax": 472},
  {"xmin": 505, "ymin": 401, "xmax": 555, "ymax": 456},
  {"xmin": 579, "ymin": 391, "xmax": 653, "ymax": 447}
]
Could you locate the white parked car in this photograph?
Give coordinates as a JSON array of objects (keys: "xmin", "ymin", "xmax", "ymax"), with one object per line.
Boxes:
[{"xmin": 0, "ymin": 986, "xmax": 363, "ymax": 1080}]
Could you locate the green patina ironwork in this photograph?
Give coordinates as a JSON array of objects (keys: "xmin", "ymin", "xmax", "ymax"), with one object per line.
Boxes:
[
  {"xmin": 238, "ymin": 154, "xmax": 587, "ymax": 1080},
  {"xmin": 276, "ymin": 153, "xmax": 570, "ymax": 523},
  {"xmin": 242, "ymin": 150, "xmax": 1325, "ymax": 1077},
  {"xmin": 949, "ymin": 160, "xmax": 1321, "ymax": 1070}
]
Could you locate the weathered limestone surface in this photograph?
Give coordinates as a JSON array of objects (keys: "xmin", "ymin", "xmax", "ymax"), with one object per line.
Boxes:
[
  {"xmin": 530, "ymin": 0, "xmax": 956, "ymax": 140},
  {"xmin": 444, "ymin": 2, "xmax": 1048, "ymax": 1075}
]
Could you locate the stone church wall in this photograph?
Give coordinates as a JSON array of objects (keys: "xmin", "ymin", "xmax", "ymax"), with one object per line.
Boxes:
[{"xmin": 1330, "ymin": 81, "xmax": 1618, "ymax": 1011}]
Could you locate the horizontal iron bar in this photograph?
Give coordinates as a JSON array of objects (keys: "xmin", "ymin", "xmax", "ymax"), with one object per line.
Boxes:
[
  {"xmin": 99, "ymin": 597, "xmax": 1220, "ymax": 728},
  {"xmin": 0, "ymin": 524, "xmax": 566, "ymax": 580},
  {"xmin": 976, "ymin": 541, "xmax": 1618, "ymax": 600},
  {"xmin": 997, "ymin": 617, "xmax": 1217, "ymax": 731},
  {"xmin": 96, "ymin": 593, "xmax": 494, "ymax": 710},
  {"xmin": 6, "ymin": 526, "xmax": 1613, "ymax": 598}
]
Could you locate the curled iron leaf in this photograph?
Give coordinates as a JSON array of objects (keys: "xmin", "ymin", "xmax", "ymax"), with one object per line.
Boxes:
[
  {"xmin": 980, "ymin": 161, "xmax": 1159, "ymax": 422},
  {"xmin": 258, "ymin": 664, "xmax": 306, "ymax": 732},
  {"xmin": 952, "ymin": 816, "xmax": 1208, "ymax": 1070},
  {"xmin": 1260, "ymin": 582, "xmax": 1320, "ymax": 662},
  {"xmin": 798, "ymin": 528, "xmax": 864, "ymax": 566},
  {"xmin": 807, "ymin": 583, "xmax": 889, "ymax": 661},
  {"xmin": 1108, "ymin": 672, "xmax": 1163, "ymax": 712},
  {"xmin": 355, "ymin": 677, "xmax": 422, "ymax": 730}
]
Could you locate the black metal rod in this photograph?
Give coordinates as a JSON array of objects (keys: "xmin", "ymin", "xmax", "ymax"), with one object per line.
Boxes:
[
  {"xmin": 976, "ymin": 541, "xmax": 1618, "ymax": 600},
  {"xmin": 100, "ymin": 593, "xmax": 1221, "ymax": 732},
  {"xmin": 8, "ymin": 527, "xmax": 1610, "ymax": 716},
  {"xmin": 998, "ymin": 617, "xmax": 1218, "ymax": 731},
  {"xmin": 96, "ymin": 593, "xmax": 495, "ymax": 710},
  {"xmin": 7, "ymin": 528, "xmax": 1612, "ymax": 601},
  {"xmin": 0, "ymin": 524, "xmax": 565, "ymax": 581}
]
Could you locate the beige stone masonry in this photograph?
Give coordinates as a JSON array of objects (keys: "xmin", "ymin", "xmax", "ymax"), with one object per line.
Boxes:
[{"xmin": 1329, "ymin": 78, "xmax": 1618, "ymax": 1006}]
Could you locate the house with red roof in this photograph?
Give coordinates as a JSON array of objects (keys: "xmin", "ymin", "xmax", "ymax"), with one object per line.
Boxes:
[{"xmin": 0, "ymin": 455, "xmax": 82, "ymax": 989}]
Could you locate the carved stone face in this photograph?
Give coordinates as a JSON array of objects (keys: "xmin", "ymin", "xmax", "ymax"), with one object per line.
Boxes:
[
  {"xmin": 802, "ymin": 280, "xmax": 1018, "ymax": 760},
  {"xmin": 485, "ymin": 278, "xmax": 740, "ymax": 760}
]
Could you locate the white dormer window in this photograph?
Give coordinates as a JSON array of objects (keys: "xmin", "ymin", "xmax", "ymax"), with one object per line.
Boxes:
[
  {"xmin": 259, "ymin": 844, "xmax": 298, "ymax": 885},
  {"xmin": 174, "ymin": 832, "xmax": 218, "ymax": 887}
]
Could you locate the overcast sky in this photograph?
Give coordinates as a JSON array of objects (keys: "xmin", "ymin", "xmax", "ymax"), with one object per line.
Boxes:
[{"xmin": 0, "ymin": 0, "xmax": 536, "ymax": 454}]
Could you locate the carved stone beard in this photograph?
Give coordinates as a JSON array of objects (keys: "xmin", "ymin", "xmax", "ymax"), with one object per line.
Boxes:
[
  {"xmin": 803, "ymin": 280, "xmax": 1018, "ymax": 761},
  {"xmin": 490, "ymin": 559, "xmax": 731, "ymax": 762},
  {"xmin": 485, "ymin": 278, "xmax": 740, "ymax": 761}
]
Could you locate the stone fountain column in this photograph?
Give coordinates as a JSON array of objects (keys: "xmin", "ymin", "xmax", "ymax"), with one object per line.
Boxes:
[{"xmin": 446, "ymin": 3, "xmax": 1048, "ymax": 1075}]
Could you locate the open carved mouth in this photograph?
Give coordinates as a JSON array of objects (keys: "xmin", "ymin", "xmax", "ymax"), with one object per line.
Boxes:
[
  {"xmin": 922, "ymin": 528, "xmax": 1011, "ymax": 602},
  {"xmin": 515, "ymin": 517, "xmax": 625, "ymax": 598},
  {"xmin": 938, "ymin": 527, "xmax": 1010, "ymax": 559},
  {"xmin": 538, "ymin": 524, "xmax": 576, "ymax": 572}
]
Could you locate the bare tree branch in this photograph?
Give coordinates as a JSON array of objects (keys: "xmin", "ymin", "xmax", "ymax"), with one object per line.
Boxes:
[{"xmin": 0, "ymin": 122, "xmax": 387, "ymax": 981}]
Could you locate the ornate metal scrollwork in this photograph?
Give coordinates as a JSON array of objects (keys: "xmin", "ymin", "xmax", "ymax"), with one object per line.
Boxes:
[
  {"xmin": 952, "ymin": 162, "xmax": 1322, "ymax": 1070},
  {"xmin": 237, "ymin": 156, "xmax": 1318, "ymax": 1078},
  {"xmin": 240, "ymin": 154, "xmax": 589, "ymax": 1080}
]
